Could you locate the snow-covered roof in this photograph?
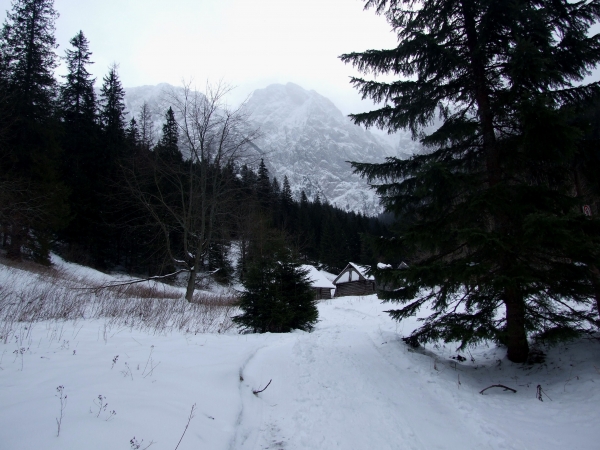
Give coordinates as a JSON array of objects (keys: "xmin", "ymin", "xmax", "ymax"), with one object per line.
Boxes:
[
  {"xmin": 333, "ymin": 262, "xmax": 375, "ymax": 284},
  {"xmin": 348, "ymin": 262, "xmax": 375, "ymax": 281},
  {"xmin": 301, "ymin": 265, "xmax": 335, "ymax": 289}
]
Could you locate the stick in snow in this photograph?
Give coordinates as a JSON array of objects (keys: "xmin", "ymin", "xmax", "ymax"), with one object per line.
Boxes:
[
  {"xmin": 253, "ymin": 379, "xmax": 272, "ymax": 395},
  {"xmin": 174, "ymin": 403, "xmax": 196, "ymax": 450},
  {"xmin": 479, "ymin": 384, "xmax": 517, "ymax": 395}
]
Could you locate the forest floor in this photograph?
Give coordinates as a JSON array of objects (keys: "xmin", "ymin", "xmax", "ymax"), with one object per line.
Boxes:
[{"xmin": 0, "ymin": 255, "xmax": 598, "ymax": 449}]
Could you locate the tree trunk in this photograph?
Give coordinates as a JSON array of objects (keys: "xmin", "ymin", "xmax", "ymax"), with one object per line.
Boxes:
[
  {"xmin": 504, "ymin": 287, "xmax": 529, "ymax": 363},
  {"xmin": 185, "ymin": 269, "xmax": 196, "ymax": 302}
]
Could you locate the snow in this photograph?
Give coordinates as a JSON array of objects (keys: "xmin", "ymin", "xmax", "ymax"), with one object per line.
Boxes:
[
  {"xmin": 1, "ymin": 258, "xmax": 600, "ymax": 449},
  {"xmin": 300, "ymin": 265, "xmax": 335, "ymax": 290},
  {"xmin": 334, "ymin": 262, "xmax": 375, "ymax": 282}
]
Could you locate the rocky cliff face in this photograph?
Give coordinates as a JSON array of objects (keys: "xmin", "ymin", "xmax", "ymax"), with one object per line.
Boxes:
[{"xmin": 243, "ymin": 83, "xmax": 398, "ymax": 214}]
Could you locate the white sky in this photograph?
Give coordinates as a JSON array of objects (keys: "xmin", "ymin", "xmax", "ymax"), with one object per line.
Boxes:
[{"xmin": 0, "ymin": 0, "xmax": 397, "ymax": 115}]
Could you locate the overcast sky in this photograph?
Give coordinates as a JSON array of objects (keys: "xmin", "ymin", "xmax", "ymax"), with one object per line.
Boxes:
[{"xmin": 0, "ymin": 0, "xmax": 398, "ymax": 115}]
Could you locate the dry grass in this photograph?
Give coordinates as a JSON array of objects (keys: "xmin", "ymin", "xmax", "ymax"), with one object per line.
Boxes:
[{"xmin": 0, "ymin": 259, "xmax": 239, "ymax": 343}]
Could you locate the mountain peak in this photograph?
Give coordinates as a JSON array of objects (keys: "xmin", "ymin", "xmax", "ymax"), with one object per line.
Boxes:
[{"xmin": 244, "ymin": 83, "xmax": 395, "ymax": 214}]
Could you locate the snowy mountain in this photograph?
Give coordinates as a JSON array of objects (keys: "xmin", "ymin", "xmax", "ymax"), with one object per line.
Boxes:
[
  {"xmin": 243, "ymin": 83, "xmax": 397, "ymax": 214},
  {"xmin": 123, "ymin": 82, "xmax": 416, "ymax": 215}
]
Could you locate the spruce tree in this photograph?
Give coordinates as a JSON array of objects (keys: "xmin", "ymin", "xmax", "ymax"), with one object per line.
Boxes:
[
  {"xmin": 154, "ymin": 106, "xmax": 180, "ymax": 160},
  {"xmin": 93, "ymin": 64, "xmax": 127, "ymax": 266},
  {"xmin": 1, "ymin": 0, "xmax": 58, "ymax": 124},
  {"xmin": 0, "ymin": 0, "xmax": 66, "ymax": 262},
  {"xmin": 126, "ymin": 117, "xmax": 140, "ymax": 150},
  {"xmin": 271, "ymin": 176, "xmax": 281, "ymax": 197},
  {"xmin": 59, "ymin": 30, "xmax": 100, "ymax": 256},
  {"xmin": 257, "ymin": 158, "xmax": 272, "ymax": 207},
  {"xmin": 99, "ymin": 63, "xmax": 127, "ymax": 153},
  {"xmin": 234, "ymin": 244, "xmax": 318, "ymax": 333},
  {"xmin": 60, "ymin": 31, "xmax": 95, "ymax": 123},
  {"xmin": 342, "ymin": 0, "xmax": 600, "ymax": 362},
  {"xmin": 281, "ymin": 175, "xmax": 293, "ymax": 205}
]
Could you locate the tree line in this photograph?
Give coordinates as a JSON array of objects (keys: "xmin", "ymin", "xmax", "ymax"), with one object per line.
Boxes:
[{"xmin": 0, "ymin": 0, "xmax": 386, "ymax": 299}]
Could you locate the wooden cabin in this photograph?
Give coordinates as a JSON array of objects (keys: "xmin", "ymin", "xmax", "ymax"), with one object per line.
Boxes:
[
  {"xmin": 333, "ymin": 262, "xmax": 376, "ymax": 297},
  {"xmin": 301, "ymin": 265, "xmax": 336, "ymax": 300},
  {"xmin": 375, "ymin": 261, "xmax": 409, "ymax": 292}
]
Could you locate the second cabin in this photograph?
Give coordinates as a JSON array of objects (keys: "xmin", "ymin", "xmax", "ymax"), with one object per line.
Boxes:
[
  {"xmin": 333, "ymin": 262, "xmax": 376, "ymax": 297},
  {"xmin": 302, "ymin": 265, "xmax": 336, "ymax": 300}
]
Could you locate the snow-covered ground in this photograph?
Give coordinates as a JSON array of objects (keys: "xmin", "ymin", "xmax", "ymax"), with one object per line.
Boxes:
[{"xmin": 1, "ymin": 258, "xmax": 599, "ymax": 449}]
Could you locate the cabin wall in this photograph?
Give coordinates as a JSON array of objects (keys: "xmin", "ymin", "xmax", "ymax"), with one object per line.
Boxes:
[
  {"xmin": 334, "ymin": 280, "xmax": 376, "ymax": 297},
  {"xmin": 314, "ymin": 287, "xmax": 333, "ymax": 300}
]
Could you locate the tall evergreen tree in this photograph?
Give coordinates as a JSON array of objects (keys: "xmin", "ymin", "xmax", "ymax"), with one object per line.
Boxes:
[
  {"xmin": 58, "ymin": 30, "xmax": 100, "ymax": 257},
  {"xmin": 0, "ymin": 0, "xmax": 66, "ymax": 262},
  {"xmin": 256, "ymin": 158, "xmax": 272, "ymax": 208},
  {"xmin": 271, "ymin": 176, "xmax": 281, "ymax": 197},
  {"xmin": 155, "ymin": 106, "xmax": 180, "ymax": 161},
  {"xmin": 60, "ymin": 30, "xmax": 95, "ymax": 122},
  {"xmin": 91, "ymin": 63, "xmax": 128, "ymax": 267},
  {"xmin": 342, "ymin": 0, "xmax": 600, "ymax": 362},
  {"xmin": 281, "ymin": 175, "xmax": 293, "ymax": 206},
  {"xmin": 1, "ymin": 0, "xmax": 58, "ymax": 124},
  {"xmin": 99, "ymin": 63, "xmax": 126, "ymax": 152}
]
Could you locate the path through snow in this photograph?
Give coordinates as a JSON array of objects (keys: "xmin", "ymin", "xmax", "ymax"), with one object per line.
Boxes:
[{"xmin": 235, "ymin": 299, "xmax": 527, "ymax": 450}]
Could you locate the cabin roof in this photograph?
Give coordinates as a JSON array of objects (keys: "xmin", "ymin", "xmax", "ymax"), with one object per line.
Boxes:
[
  {"xmin": 301, "ymin": 265, "xmax": 336, "ymax": 289},
  {"xmin": 348, "ymin": 262, "xmax": 374, "ymax": 280},
  {"xmin": 333, "ymin": 262, "xmax": 375, "ymax": 284}
]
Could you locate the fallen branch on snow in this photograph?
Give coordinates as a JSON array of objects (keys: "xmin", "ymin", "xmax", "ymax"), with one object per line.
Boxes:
[
  {"xmin": 73, "ymin": 269, "xmax": 188, "ymax": 291},
  {"xmin": 253, "ymin": 379, "xmax": 272, "ymax": 395},
  {"xmin": 479, "ymin": 384, "xmax": 517, "ymax": 395}
]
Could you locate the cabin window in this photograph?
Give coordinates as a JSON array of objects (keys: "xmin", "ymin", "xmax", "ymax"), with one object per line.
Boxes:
[{"xmin": 338, "ymin": 271, "xmax": 350, "ymax": 283}]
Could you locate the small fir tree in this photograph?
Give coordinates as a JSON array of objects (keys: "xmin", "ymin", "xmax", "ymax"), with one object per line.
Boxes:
[{"xmin": 234, "ymin": 245, "xmax": 318, "ymax": 333}]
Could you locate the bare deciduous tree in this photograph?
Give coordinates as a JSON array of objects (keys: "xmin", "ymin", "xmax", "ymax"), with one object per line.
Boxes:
[
  {"xmin": 138, "ymin": 101, "xmax": 155, "ymax": 152},
  {"xmin": 124, "ymin": 81, "xmax": 259, "ymax": 301}
]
